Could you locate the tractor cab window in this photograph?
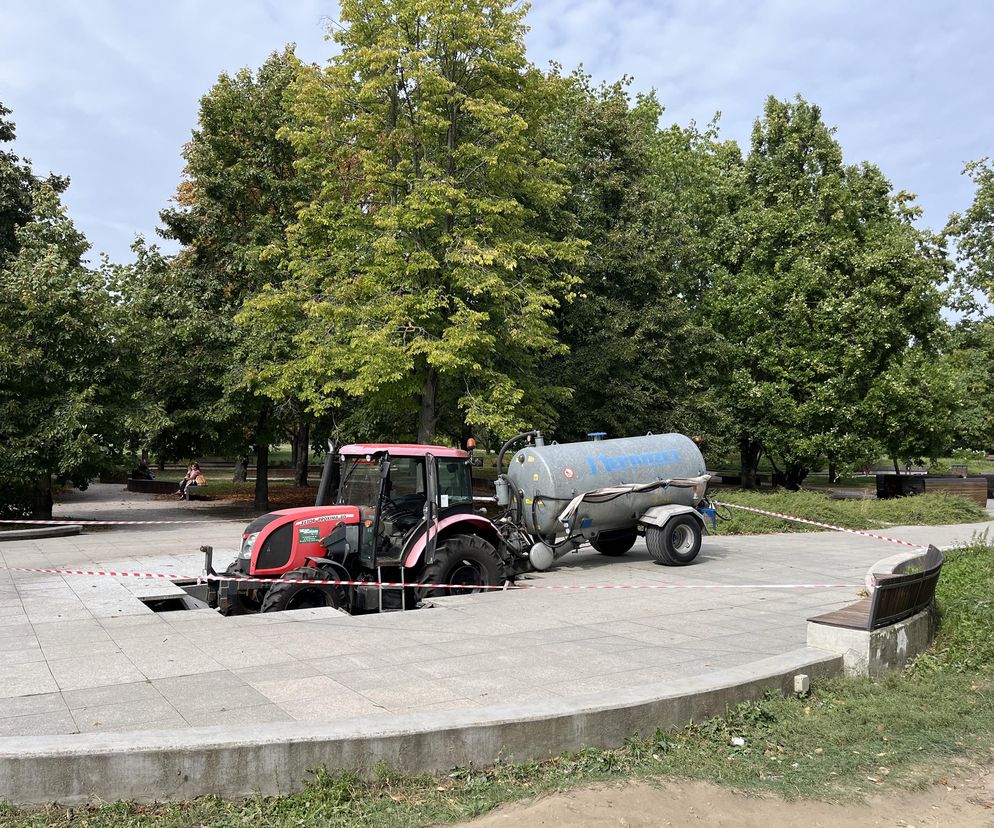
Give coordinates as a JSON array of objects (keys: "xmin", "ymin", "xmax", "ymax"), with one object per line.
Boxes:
[
  {"xmin": 337, "ymin": 459, "xmax": 381, "ymax": 508},
  {"xmin": 437, "ymin": 459, "xmax": 473, "ymax": 507},
  {"xmin": 338, "ymin": 456, "xmax": 427, "ymax": 513},
  {"xmin": 383, "ymin": 457, "xmax": 426, "ymax": 515}
]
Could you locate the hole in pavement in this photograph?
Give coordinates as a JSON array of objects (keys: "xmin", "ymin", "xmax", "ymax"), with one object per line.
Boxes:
[
  {"xmin": 140, "ymin": 581, "xmax": 211, "ymax": 613},
  {"xmin": 140, "ymin": 596, "xmax": 192, "ymax": 613}
]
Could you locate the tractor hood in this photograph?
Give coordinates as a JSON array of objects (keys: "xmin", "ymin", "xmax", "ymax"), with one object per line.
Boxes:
[{"xmin": 241, "ymin": 506, "xmax": 361, "ymax": 576}]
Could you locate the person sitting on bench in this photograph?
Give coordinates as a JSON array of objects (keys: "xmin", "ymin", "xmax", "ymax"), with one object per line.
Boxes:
[{"xmin": 177, "ymin": 463, "xmax": 204, "ymax": 498}]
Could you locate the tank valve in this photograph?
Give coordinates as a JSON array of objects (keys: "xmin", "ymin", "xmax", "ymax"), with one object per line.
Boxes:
[{"xmin": 529, "ymin": 542, "xmax": 555, "ymax": 571}]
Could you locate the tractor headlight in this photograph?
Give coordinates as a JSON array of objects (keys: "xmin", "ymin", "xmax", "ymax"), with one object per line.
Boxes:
[{"xmin": 239, "ymin": 532, "xmax": 259, "ymax": 560}]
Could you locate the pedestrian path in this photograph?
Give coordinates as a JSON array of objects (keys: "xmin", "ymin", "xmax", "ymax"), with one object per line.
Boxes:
[{"xmin": 0, "ymin": 485, "xmax": 990, "ymax": 738}]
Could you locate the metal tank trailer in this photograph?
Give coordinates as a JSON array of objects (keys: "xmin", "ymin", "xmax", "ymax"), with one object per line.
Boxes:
[{"xmin": 494, "ymin": 431, "xmax": 714, "ymax": 570}]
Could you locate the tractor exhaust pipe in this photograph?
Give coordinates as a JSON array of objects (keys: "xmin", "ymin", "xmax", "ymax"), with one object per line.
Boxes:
[{"xmin": 315, "ymin": 439, "xmax": 337, "ymax": 507}]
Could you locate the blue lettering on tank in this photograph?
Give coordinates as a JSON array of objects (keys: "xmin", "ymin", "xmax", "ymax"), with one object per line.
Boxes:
[{"xmin": 585, "ymin": 450, "xmax": 682, "ymax": 474}]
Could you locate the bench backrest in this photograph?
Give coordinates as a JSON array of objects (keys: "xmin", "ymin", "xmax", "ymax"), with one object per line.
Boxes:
[{"xmin": 868, "ymin": 545, "xmax": 943, "ymax": 631}]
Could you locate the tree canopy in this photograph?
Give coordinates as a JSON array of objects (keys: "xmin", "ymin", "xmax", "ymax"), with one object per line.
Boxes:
[
  {"xmin": 240, "ymin": 0, "xmax": 584, "ymax": 444},
  {"xmin": 154, "ymin": 47, "xmax": 311, "ymax": 509},
  {"xmin": 540, "ymin": 73, "xmax": 740, "ymax": 449},
  {"xmin": 707, "ymin": 96, "xmax": 947, "ymax": 486},
  {"xmin": 0, "ymin": 182, "xmax": 127, "ymax": 516}
]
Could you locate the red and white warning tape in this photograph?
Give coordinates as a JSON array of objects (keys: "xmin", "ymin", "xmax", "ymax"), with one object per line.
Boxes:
[
  {"xmin": 1, "ymin": 501, "xmax": 920, "ymax": 592},
  {"xmin": 712, "ymin": 501, "xmax": 925, "ymax": 550},
  {"xmin": 0, "ymin": 518, "xmax": 241, "ymax": 526},
  {"xmin": 0, "ymin": 566, "xmax": 855, "ymax": 591}
]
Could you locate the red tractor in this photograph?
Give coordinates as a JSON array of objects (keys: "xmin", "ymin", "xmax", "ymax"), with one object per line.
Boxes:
[{"xmin": 207, "ymin": 443, "xmax": 507, "ymax": 615}]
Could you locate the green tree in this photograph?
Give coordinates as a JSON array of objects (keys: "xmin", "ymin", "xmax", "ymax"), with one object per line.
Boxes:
[
  {"xmin": 158, "ymin": 47, "xmax": 311, "ymax": 509},
  {"xmin": 0, "ymin": 184, "xmax": 126, "ymax": 517},
  {"xmin": 111, "ymin": 239, "xmax": 217, "ymax": 466},
  {"xmin": 708, "ymin": 96, "xmax": 945, "ymax": 488},
  {"xmin": 539, "ymin": 72, "xmax": 740, "ymax": 449},
  {"xmin": 0, "ymin": 100, "xmax": 66, "ymax": 267},
  {"xmin": 947, "ymin": 158, "xmax": 994, "ymax": 314},
  {"xmin": 248, "ymin": 0, "xmax": 584, "ymax": 444},
  {"xmin": 945, "ymin": 159, "xmax": 994, "ymax": 454},
  {"xmin": 862, "ymin": 346, "xmax": 958, "ymax": 472},
  {"xmin": 944, "ymin": 322, "xmax": 994, "ymax": 452}
]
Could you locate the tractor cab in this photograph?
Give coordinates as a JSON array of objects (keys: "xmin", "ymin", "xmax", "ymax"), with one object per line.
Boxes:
[{"xmin": 333, "ymin": 444, "xmax": 475, "ymax": 568}]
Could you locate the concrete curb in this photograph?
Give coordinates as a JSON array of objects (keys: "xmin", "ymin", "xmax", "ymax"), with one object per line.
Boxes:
[
  {"xmin": 0, "ymin": 525, "xmax": 83, "ymax": 541},
  {"xmin": 0, "ymin": 647, "xmax": 841, "ymax": 806}
]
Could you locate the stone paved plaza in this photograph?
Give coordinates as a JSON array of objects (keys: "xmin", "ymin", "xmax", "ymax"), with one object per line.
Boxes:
[{"xmin": 1, "ymin": 484, "xmax": 991, "ymax": 739}]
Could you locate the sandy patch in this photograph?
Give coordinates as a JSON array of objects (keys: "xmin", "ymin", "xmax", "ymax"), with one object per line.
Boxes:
[{"xmin": 463, "ymin": 766, "xmax": 994, "ymax": 827}]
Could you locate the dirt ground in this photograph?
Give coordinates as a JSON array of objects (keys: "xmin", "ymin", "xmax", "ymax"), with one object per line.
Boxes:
[{"xmin": 464, "ymin": 765, "xmax": 994, "ymax": 827}]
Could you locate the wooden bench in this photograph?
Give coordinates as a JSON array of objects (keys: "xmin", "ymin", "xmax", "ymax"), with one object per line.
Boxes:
[
  {"xmin": 126, "ymin": 478, "xmax": 179, "ymax": 495},
  {"xmin": 980, "ymin": 474, "xmax": 994, "ymax": 499},
  {"xmin": 922, "ymin": 477, "xmax": 989, "ymax": 506},
  {"xmin": 809, "ymin": 545, "xmax": 943, "ymax": 632},
  {"xmin": 876, "ymin": 474, "xmax": 989, "ymax": 506},
  {"xmin": 183, "ymin": 482, "xmax": 208, "ymax": 501}
]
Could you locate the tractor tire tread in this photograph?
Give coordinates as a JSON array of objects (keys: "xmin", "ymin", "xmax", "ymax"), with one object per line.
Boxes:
[
  {"xmin": 260, "ymin": 566, "xmax": 346, "ymax": 614},
  {"xmin": 646, "ymin": 516, "xmax": 701, "ymax": 566},
  {"xmin": 416, "ymin": 533, "xmax": 505, "ymax": 600}
]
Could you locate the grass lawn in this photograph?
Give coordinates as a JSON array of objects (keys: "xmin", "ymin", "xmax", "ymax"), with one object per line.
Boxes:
[
  {"xmin": 3, "ymin": 544, "xmax": 994, "ymax": 826},
  {"xmin": 711, "ymin": 489, "xmax": 991, "ymax": 535}
]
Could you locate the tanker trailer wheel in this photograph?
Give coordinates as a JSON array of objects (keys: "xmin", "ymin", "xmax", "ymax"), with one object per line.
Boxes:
[
  {"xmin": 646, "ymin": 516, "xmax": 702, "ymax": 566},
  {"xmin": 590, "ymin": 530, "xmax": 637, "ymax": 557},
  {"xmin": 260, "ymin": 567, "xmax": 346, "ymax": 613},
  {"xmin": 416, "ymin": 533, "xmax": 504, "ymax": 601}
]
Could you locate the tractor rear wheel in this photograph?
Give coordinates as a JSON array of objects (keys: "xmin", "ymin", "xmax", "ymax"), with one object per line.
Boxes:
[
  {"xmin": 590, "ymin": 530, "xmax": 637, "ymax": 556},
  {"xmin": 260, "ymin": 567, "xmax": 346, "ymax": 613},
  {"xmin": 645, "ymin": 516, "xmax": 702, "ymax": 566},
  {"xmin": 416, "ymin": 533, "xmax": 505, "ymax": 601}
]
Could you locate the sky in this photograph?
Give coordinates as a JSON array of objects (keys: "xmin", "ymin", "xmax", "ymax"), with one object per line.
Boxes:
[{"xmin": 1, "ymin": 0, "xmax": 992, "ymax": 265}]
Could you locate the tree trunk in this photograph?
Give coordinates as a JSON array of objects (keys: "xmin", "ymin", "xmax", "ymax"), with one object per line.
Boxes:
[
  {"xmin": 290, "ymin": 433, "xmax": 298, "ymax": 470},
  {"xmin": 254, "ymin": 408, "xmax": 270, "ymax": 513},
  {"xmin": 417, "ymin": 367, "xmax": 439, "ymax": 444},
  {"xmin": 893, "ymin": 457, "xmax": 901, "ymax": 476},
  {"xmin": 141, "ymin": 447, "xmax": 149, "ymax": 465},
  {"xmin": 254, "ymin": 441, "xmax": 269, "ymax": 513},
  {"xmin": 294, "ymin": 421, "xmax": 310, "ymax": 487},
  {"xmin": 232, "ymin": 456, "xmax": 249, "ymax": 483},
  {"xmin": 783, "ymin": 461, "xmax": 808, "ymax": 491},
  {"xmin": 739, "ymin": 438, "xmax": 762, "ymax": 490},
  {"xmin": 30, "ymin": 475, "xmax": 53, "ymax": 520},
  {"xmin": 156, "ymin": 456, "xmax": 166, "ymax": 472}
]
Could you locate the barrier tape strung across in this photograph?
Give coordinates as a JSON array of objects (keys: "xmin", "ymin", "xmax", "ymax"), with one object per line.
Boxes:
[
  {"xmin": 712, "ymin": 500, "xmax": 925, "ymax": 550},
  {"xmin": 4, "ymin": 501, "xmax": 904, "ymax": 592},
  {"xmin": 0, "ymin": 518, "xmax": 241, "ymax": 526},
  {"xmin": 2, "ymin": 566, "xmax": 855, "ymax": 591}
]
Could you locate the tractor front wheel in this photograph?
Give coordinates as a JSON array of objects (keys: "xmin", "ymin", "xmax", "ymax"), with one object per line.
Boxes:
[
  {"xmin": 416, "ymin": 534, "xmax": 505, "ymax": 601},
  {"xmin": 260, "ymin": 567, "xmax": 347, "ymax": 613}
]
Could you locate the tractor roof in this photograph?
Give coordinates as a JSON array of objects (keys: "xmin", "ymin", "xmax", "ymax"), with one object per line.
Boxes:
[{"xmin": 339, "ymin": 443, "xmax": 470, "ymax": 459}]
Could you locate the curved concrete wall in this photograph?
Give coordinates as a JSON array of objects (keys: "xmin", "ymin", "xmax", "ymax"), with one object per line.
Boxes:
[{"xmin": 0, "ymin": 649, "xmax": 840, "ymax": 806}]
